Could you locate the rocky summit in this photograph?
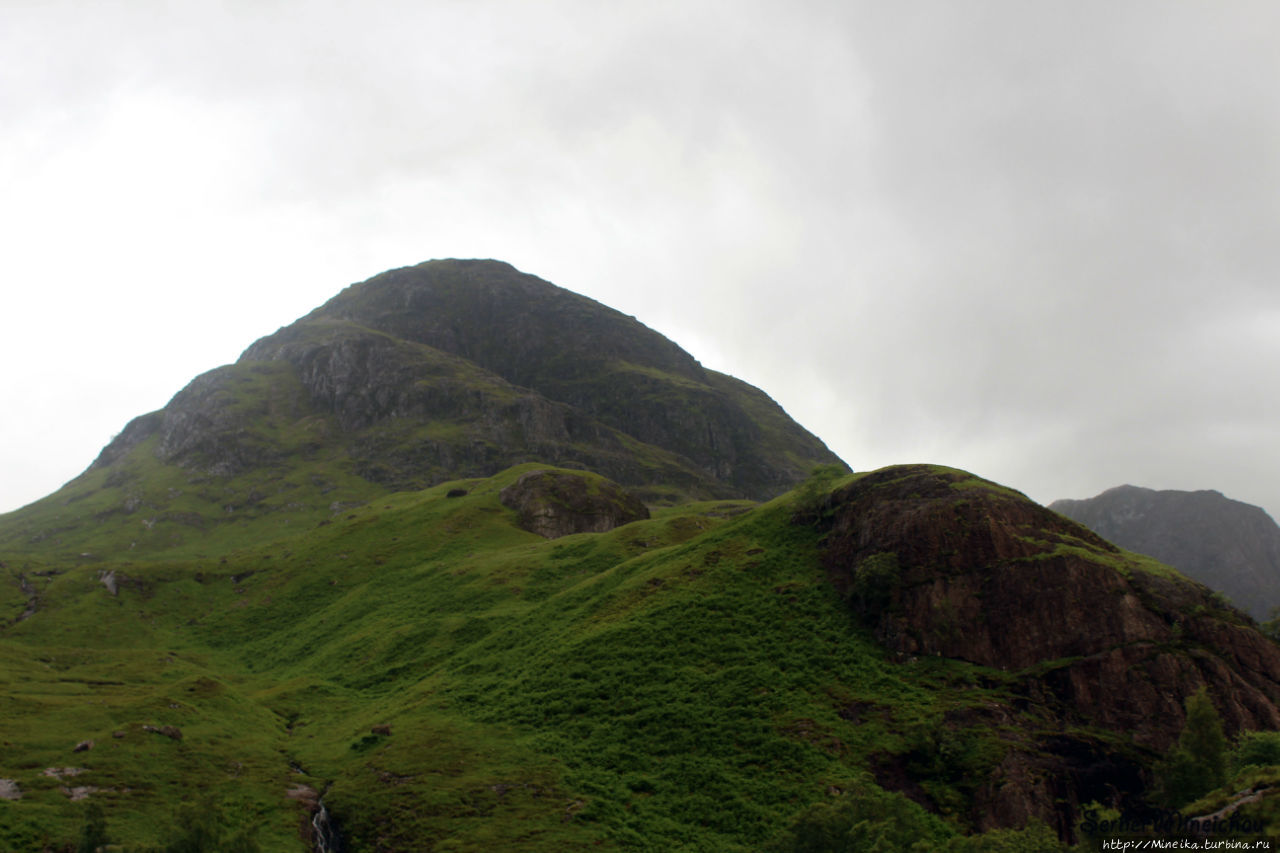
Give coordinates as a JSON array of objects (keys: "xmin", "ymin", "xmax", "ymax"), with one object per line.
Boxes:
[{"xmin": 2, "ymin": 262, "xmax": 1280, "ymax": 851}]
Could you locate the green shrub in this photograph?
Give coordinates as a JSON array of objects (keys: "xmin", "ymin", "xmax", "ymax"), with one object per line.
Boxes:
[
  {"xmin": 767, "ymin": 783, "xmax": 951, "ymax": 852},
  {"xmin": 851, "ymin": 552, "xmax": 900, "ymax": 615},
  {"xmin": 77, "ymin": 803, "xmax": 109, "ymax": 853},
  {"xmin": 792, "ymin": 464, "xmax": 846, "ymax": 525},
  {"xmin": 1230, "ymin": 730, "xmax": 1280, "ymax": 773},
  {"xmin": 1154, "ymin": 687, "xmax": 1228, "ymax": 807},
  {"xmin": 131, "ymin": 799, "xmax": 262, "ymax": 853},
  {"xmin": 944, "ymin": 821, "xmax": 1064, "ymax": 852}
]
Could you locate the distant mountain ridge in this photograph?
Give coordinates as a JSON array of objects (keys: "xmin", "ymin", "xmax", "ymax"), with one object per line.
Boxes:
[{"xmin": 1051, "ymin": 485, "xmax": 1280, "ymax": 620}]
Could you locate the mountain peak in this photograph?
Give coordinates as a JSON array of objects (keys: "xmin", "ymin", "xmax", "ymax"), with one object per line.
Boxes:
[
  {"xmin": 4, "ymin": 260, "xmax": 844, "ymax": 558},
  {"xmin": 253, "ymin": 258, "xmax": 707, "ymax": 386},
  {"xmin": 234, "ymin": 259, "xmax": 842, "ymax": 500}
]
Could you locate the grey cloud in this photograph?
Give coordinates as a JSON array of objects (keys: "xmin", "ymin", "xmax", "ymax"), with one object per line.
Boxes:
[{"xmin": 2, "ymin": 0, "xmax": 1278, "ymax": 522}]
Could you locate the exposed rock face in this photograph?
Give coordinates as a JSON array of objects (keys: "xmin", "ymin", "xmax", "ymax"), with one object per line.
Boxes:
[
  {"xmin": 286, "ymin": 783, "xmax": 321, "ymax": 809},
  {"xmin": 1051, "ymin": 485, "xmax": 1280, "ymax": 621},
  {"xmin": 821, "ymin": 466, "xmax": 1280, "ymax": 747},
  {"xmin": 88, "ymin": 362, "xmax": 311, "ymax": 477},
  {"xmin": 500, "ymin": 469, "xmax": 650, "ymax": 539},
  {"xmin": 818, "ymin": 465, "xmax": 1280, "ymax": 836}
]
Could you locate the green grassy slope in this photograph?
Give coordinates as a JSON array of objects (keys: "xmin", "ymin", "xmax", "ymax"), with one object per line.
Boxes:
[{"xmin": 1, "ymin": 465, "xmax": 1072, "ymax": 851}]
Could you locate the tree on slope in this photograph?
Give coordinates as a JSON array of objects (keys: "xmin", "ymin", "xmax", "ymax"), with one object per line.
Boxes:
[{"xmin": 1156, "ymin": 686, "xmax": 1228, "ymax": 807}]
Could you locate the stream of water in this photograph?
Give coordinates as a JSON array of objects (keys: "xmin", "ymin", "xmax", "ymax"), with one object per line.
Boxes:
[{"xmin": 312, "ymin": 799, "xmax": 342, "ymax": 853}]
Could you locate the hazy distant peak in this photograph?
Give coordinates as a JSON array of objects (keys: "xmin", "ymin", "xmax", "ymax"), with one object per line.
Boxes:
[{"xmin": 1051, "ymin": 485, "xmax": 1280, "ymax": 620}]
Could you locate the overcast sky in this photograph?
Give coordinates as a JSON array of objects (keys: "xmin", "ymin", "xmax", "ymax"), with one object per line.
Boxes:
[{"xmin": 3, "ymin": 1, "xmax": 1278, "ymax": 522}]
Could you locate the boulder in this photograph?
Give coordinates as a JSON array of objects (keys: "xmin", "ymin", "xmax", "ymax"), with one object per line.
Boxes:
[
  {"xmin": 499, "ymin": 469, "xmax": 649, "ymax": 539},
  {"xmin": 143, "ymin": 724, "xmax": 183, "ymax": 741}
]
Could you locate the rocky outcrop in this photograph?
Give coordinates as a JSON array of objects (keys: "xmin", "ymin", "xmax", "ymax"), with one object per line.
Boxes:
[
  {"xmin": 818, "ymin": 465, "xmax": 1280, "ymax": 836},
  {"xmin": 820, "ymin": 465, "xmax": 1280, "ymax": 749},
  {"xmin": 143, "ymin": 724, "xmax": 183, "ymax": 741},
  {"xmin": 42, "ymin": 767, "xmax": 85, "ymax": 779},
  {"xmin": 964, "ymin": 726, "xmax": 1146, "ymax": 837},
  {"xmin": 88, "ymin": 362, "xmax": 309, "ymax": 477},
  {"xmin": 1052, "ymin": 485, "xmax": 1280, "ymax": 621},
  {"xmin": 500, "ymin": 469, "xmax": 649, "ymax": 539}
]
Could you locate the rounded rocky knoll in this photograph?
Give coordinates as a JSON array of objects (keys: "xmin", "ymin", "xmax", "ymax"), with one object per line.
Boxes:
[
  {"xmin": 819, "ymin": 464, "xmax": 1280, "ymax": 750},
  {"xmin": 499, "ymin": 468, "xmax": 649, "ymax": 539}
]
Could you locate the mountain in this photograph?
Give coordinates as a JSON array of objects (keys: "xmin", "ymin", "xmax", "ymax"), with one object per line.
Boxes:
[
  {"xmin": 1051, "ymin": 485, "xmax": 1280, "ymax": 621},
  {"xmin": 0, "ymin": 259, "xmax": 843, "ymax": 560},
  {"xmin": 3, "ymin": 262, "xmax": 1280, "ymax": 850}
]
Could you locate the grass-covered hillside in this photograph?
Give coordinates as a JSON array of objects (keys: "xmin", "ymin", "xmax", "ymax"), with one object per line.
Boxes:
[
  {"xmin": 5, "ymin": 463, "xmax": 1280, "ymax": 850},
  {"xmin": 5, "ymin": 261, "xmax": 1280, "ymax": 851},
  {"xmin": 0, "ymin": 463, "xmax": 1069, "ymax": 851}
]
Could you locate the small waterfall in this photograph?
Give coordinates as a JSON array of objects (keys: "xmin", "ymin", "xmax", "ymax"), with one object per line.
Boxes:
[{"xmin": 312, "ymin": 798, "xmax": 343, "ymax": 853}]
